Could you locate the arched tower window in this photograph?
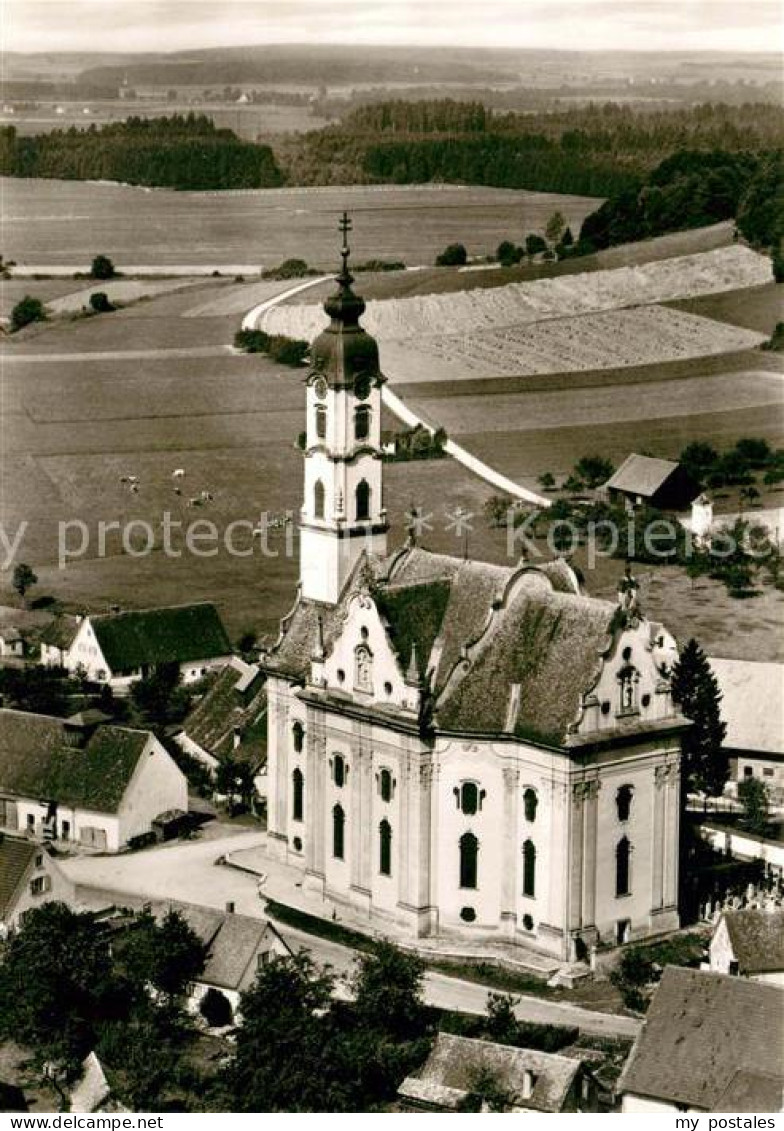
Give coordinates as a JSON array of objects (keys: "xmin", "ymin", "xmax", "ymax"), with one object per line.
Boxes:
[
  {"xmin": 354, "ymin": 405, "xmax": 371, "ymax": 442},
  {"xmin": 333, "ymin": 754, "xmax": 346, "ymax": 788},
  {"xmin": 616, "ymin": 836, "xmax": 631, "ymax": 897},
  {"xmin": 459, "ymin": 832, "xmax": 478, "ymax": 890},
  {"xmin": 355, "ymin": 480, "xmax": 371, "ymax": 521},
  {"xmin": 379, "ymin": 768, "xmax": 393, "ymax": 803},
  {"xmin": 524, "ymin": 788, "xmax": 538, "ymax": 823},
  {"xmin": 523, "ymin": 839, "xmax": 536, "ymax": 897},
  {"xmin": 616, "ymin": 784, "xmax": 634, "ymax": 823},
  {"xmin": 379, "ymin": 819, "xmax": 392, "ymax": 876},
  {"xmin": 313, "ymin": 479, "xmax": 325, "ymax": 520},
  {"xmin": 292, "ymin": 722, "xmax": 304, "ymax": 754},
  {"xmin": 332, "ymin": 804, "xmax": 345, "ymax": 859},
  {"xmin": 292, "ymin": 768, "xmax": 304, "ymax": 822},
  {"xmin": 315, "ymin": 405, "xmax": 327, "ymax": 441}
]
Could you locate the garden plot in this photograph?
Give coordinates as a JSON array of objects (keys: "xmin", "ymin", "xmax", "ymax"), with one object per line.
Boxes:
[
  {"xmin": 260, "ymin": 245, "xmax": 772, "ymax": 346},
  {"xmin": 381, "ymin": 305, "xmax": 767, "ymax": 383}
]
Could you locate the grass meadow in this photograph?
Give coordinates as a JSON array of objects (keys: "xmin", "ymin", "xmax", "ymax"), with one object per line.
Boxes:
[
  {"xmin": 0, "ymin": 178, "xmax": 600, "ymax": 270},
  {"xmin": 0, "ymin": 199, "xmax": 781, "ymax": 660}
]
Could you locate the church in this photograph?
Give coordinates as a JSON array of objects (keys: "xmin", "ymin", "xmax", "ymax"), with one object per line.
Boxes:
[{"xmin": 262, "ymin": 217, "xmax": 684, "ymax": 961}]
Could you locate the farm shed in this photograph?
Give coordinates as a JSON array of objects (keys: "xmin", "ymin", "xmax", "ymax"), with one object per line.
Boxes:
[{"xmin": 604, "ymin": 453, "xmax": 700, "ymax": 511}]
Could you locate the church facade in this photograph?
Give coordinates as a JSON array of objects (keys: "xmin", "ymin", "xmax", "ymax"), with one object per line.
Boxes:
[{"xmin": 263, "ymin": 218, "xmax": 684, "ymax": 961}]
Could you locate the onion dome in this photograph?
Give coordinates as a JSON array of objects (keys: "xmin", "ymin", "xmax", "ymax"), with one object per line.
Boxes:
[{"xmin": 309, "ymin": 211, "xmax": 385, "ymax": 392}]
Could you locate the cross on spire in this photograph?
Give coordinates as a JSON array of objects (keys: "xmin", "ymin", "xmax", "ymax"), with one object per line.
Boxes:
[{"xmin": 338, "ymin": 210, "xmax": 353, "ymax": 282}]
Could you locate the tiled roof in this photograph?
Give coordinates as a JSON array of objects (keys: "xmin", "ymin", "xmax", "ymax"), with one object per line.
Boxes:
[
  {"xmin": 0, "ymin": 836, "xmax": 36, "ymax": 920},
  {"xmin": 435, "ymin": 572, "xmax": 614, "ymax": 745},
  {"xmin": 714, "ymin": 1071, "xmax": 784, "ymax": 1113},
  {"xmin": 399, "ymin": 1032, "xmax": 582, "ymax": 1112},
  {"xmin": 90, "ymin": 603, "xmax": 232, "ymax": 673},
  {"xmin": 180, "ymin": 658, "xmax": 266, "ymax": 765},
  {"xmin": 148, "ymin": 899, "xmax": 289, "ymax": 989},
  {"xmin": 723, "ymin": 909, "xmax": 784, "ymax": 974},
  {"xmin": 266, "ymin": 547, "xmax": 610, "ymax": 746},
  {"xmin": 0, "ymin": 709, "xmax": 150, "ymax": 813},
  {"xmin": 709, "ymin": 658, "xmax": 783, "ymax": 756},
  {"xmin": 605, "ymin": 453, "xmax": 679, "ymax": 497},
  {"xmin": 40, "ymin": 614, "xmax": 81, "ymax": 650},
  {"xmin": 620, "ymin": 966, "xmax": 784, "ymax": 1111}
]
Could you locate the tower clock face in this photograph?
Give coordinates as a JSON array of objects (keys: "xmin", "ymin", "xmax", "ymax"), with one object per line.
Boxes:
[
  {"xmin": 354, "ymin": 373, "xmax": 372, "ymax": 401},
  {"xmin": 314, "ymin": 377, "xmax": 328, "ymax": 400}
]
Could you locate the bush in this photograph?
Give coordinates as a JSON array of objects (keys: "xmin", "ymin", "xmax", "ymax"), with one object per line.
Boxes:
[
  {"xmin": 574, "ymin": 454, "xmax": 614, "ymax": 488},
  {"xmin": 524, "ymin": 233, "xmax": 547, "ymax": 256},
  {"xmin": 10, "ymin": 295, "xmax": 46, "ymax": 331},
  {"xmin": 234, "ymin": 328, "xmax": 270, "ymax": 353},
  {"xmin": 89, "ymin": 291, "xmax": 115, "ymax": 314},
  {"xmin": 268, "ymin": 335, "xmax": 309, "ymax": 366},
  {"xmin": 435, "ymin": 242, "xmax": 467, "ymax": 267},
  {"xmin": 762, "ymin": 321, "xmax": 784, "ymax": 351},
  {"xmin": 353, "ymin": 258, "xmax": 405, "ymax": 272},
  {"xmin": 90, "ymin": 254, "xmax": 116, "ymax": 280},
  {"xmin": 261, "ymin": 258, "xmax": 316, "ymax": 280},
  {"xmin": 496, "ymin": 240, "xmax": 523, "ymax": 267}
]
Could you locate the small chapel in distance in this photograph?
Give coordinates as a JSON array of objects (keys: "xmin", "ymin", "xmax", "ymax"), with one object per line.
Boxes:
[{"xmin": 262, "ymin": 216, "xmax": 685, "ymax": 961}]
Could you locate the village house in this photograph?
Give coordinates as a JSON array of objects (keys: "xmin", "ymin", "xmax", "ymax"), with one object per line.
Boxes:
[
  {"xmin": 708, "ymin": 906, "xmax": 784, "ymax": 984},
  {"xmin": 52, "ymin": 602, "xmax": 233, "ymax": 692},
  {"xmin": 603, "ymin": 453, "xmax": 700, "ymax": 512},
  {"xmin": 709, "ymin": 658, "xmax": 784, "ymax": 805},
  {"xmin": 398, "ymin": 1032, "xmax": 599, "ymax": 1112},
  {"xmin": 0, "ymin": 708, "xmax": 187, "ymax": 851},
  {"xmin": 619, "ymin": 966, "xmax": 784, "ymax": 1112},
  {"xmin": 0, "ymin": 627, "xmax": 24, "ymax": 659},
  {"xmin": 0, "ymin": 834, "xmax": 76, "ymax": 934},
  {"xmin": 143, "ymin": 899, "xmax": 291, "ymax": 1023},
  {"xmin": 176, "ymin": 656, "xmax": 267, "ymax": 789},
  {"xmin": 262, "ymin": 220, "xmax": 686, "ymax": 962},
  {"xmin": 39, "ymin": 614, "xmax": 81, "ymax": 667}
]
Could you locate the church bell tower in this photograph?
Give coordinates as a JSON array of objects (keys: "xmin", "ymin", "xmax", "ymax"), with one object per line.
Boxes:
[{"xmin": 299, "ymin": 213, "xmax": 388, "ymax": 604}]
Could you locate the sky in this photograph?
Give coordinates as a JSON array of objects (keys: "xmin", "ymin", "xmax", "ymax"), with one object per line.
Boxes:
[{"xmin": 2, "ymin": 0, "xmax": 781, "ymax": 55}]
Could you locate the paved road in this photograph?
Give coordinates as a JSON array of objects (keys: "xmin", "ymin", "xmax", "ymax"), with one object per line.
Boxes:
[{"xmin": 62, "ymin": 832, "xmax": 640, "ymax": 1039}]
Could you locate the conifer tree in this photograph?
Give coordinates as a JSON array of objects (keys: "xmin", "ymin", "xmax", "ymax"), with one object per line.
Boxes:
[{"xmin": 670, "ymin": 638, "xmax": 728, "ymax": 796}]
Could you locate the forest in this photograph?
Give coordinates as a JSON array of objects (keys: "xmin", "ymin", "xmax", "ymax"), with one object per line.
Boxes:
[
  {"xmin": 1, "ymin": 100, "xmax": 781, "ymax": 246},
  {"xmin": 0, "ymin": 114, "xmax": 283, "ymax": 191},
  {"xmin": 578, "ymin": 149, "xmax": 783, "ymax": 262}
]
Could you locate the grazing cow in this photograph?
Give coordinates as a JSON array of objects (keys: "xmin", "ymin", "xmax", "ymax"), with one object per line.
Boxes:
[{"xmin": 172, "ymin": 468, "xmax": 185, "ymax": 479}]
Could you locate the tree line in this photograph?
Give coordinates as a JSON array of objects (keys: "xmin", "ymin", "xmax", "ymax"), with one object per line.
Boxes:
[
  {"xmin": 578, "ymin": 148, "xmax": 783, "ymax": 266},
  {"xmin": 0, "ymin": 114, "xmax": 283, "ymax": 191}
]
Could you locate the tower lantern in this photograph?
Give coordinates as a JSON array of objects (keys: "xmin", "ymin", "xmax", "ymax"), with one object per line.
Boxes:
[{"xmin": 299, "ymin": 213, "xmax": 388, "ymax": 604}]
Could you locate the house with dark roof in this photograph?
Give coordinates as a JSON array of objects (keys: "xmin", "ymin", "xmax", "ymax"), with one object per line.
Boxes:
[
  {"xmin": 260, "ymin": 222, "xmax": 687, "ymax": 961},
  {"xmin": 39, "ymin": 614, "xmax": 81, "ymax": 667},
  {"xmin": 176, "ymin": 657, "xmax": 267, "ymax": 785},
  {"xmin": 0, "ymin": 835, "xmax": 75, "ymax": 933},
  {"xmin": 398, "ymin": 1032, "xmax": 599, "ymax": 1112},
  {"xmin": 709, "ymin": 907, "xmax": 784, "ymax": 985},
  {"xmin": 619, "ymin": 966, "xmax": 784, "ymax": 1112},
  {"xmin": 709, "ymin": 658, "xmax": 784, "ymax": 805},
  {"xmin": 604, "ymin": 453, "xmax": 700, "ymax": 512},
  {"xmin": 57, "ymin": 603, "xmax": 233, "ymax": 693},
  {"xmin": 0, "ymin": 709, "xmax": 187, "ymax": 851},
  {"xmin": 143, "ymin": 899, "xmax": 291, "ymax": 1023}
]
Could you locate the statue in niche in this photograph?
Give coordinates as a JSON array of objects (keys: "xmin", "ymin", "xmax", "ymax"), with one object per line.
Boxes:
[{"xmin": 355, "ymin": 644, "xmax": 373, "ymax": 693}]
